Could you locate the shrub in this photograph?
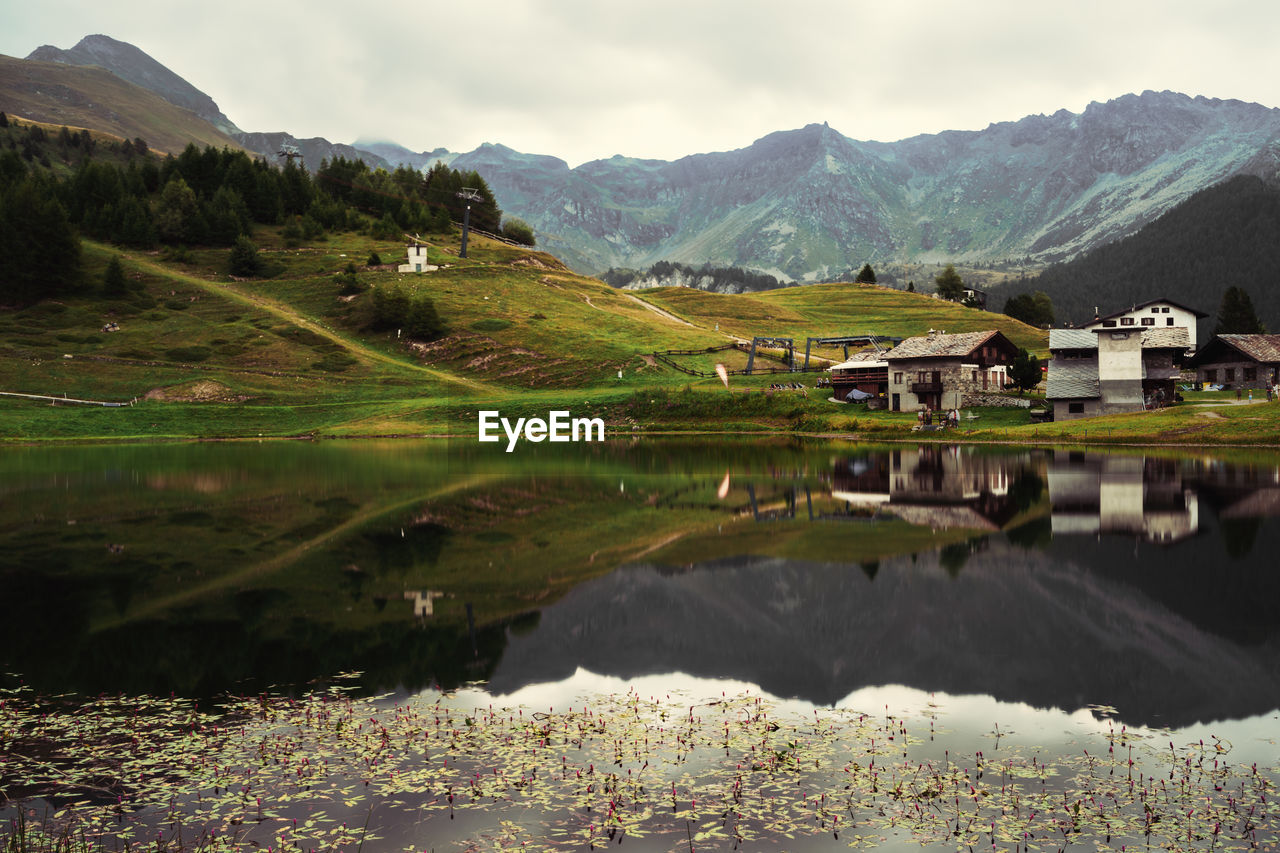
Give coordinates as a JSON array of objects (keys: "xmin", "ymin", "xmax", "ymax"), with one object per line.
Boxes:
[
  {"xmin": 369, "ymin": 285, "xmax": 444, "ymax": 341},
  {"xmin": 281, "ymin": 217, "xmax": 303, "ymax": 248},
  {"xmin": 164, "ymin": 346, "xmax": 212, "ymax": 362},
  {"xmin": 160, "ymin": 246, "xmax": 194, "ymax": 265},
  {"xmin": 501, "ymin": 218, "xmax": 535, "ymax": 246},
  {"xmin": 227, "ymin": 236, "xmax": 263, "ymax": 278},
  {"xmin": 102, "ymin": 256, "xmax": 128, "ymax": 297},
  {"xmin": 312, "ymin": 352, "xmax": 358, "ymax": 372},
  {"xmin": 367, "ymin": 251, "xmax": 382, "ymax": 266}
]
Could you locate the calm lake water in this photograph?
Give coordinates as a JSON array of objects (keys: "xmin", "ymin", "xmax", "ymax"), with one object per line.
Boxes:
[{"xmin": 3, "ymin": 439, "xmax": 1279, "ymax": 850}]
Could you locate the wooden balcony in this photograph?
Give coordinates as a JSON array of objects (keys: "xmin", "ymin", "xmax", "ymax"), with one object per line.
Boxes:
[{"xmin": 910, "ymin": 382, "xmax": 943, "ymax": 395}]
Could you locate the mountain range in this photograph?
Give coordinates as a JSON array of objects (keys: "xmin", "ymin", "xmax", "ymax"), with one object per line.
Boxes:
[{"xmin": 6, "ymin": 35, "xmax": 1280, "ymax": 286}]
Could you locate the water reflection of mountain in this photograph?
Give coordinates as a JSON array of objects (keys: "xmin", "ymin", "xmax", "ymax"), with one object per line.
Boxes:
[{"xmin": 487, "ymin": 543, "xmax": 1280, "ymax": 728}]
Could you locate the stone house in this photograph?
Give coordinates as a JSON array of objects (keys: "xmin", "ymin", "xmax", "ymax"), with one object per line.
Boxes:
[
  {"xmin": 882, "ymin": 330, "xmax": 1019, "ymax": 412},
  {"xmin": 1046, "ymin": 326, "xmax": 1190, "ymax": 420},
  {"xmin": 1187, "ymin": 334, "xmax": 1280, "ymax": 390}
]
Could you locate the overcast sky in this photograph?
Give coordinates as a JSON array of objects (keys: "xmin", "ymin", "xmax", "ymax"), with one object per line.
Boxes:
[{"xmin": 4, "ymin": 0, "xmax": 1279, "ymax": 167}]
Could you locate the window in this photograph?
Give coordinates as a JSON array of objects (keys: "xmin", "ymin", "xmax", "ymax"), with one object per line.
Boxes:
[
  {"xmin": 1225, "ymin": 368, "xmax": 1235, "ymax": 382},
  {"xmin": 1068, "ymin": 402, "xmax": 1085, "ymax": 414},
  {"xmin": 1245, "ymin": 367, "xmax": 1257, "ymax": 381},
  {"xmin": 893, "ymin": 372, "xmax": 903, "ymax": 384},
  {"xmin": 1121, "ymin": 317, "xmax": 1135, "ymax": 326},
  {"xmin": 1205, "ymin": 369, "xmax": 1216, "ymax": 382},
  {"xmin": 1103, "ymin": 320, "xmax": 1117, "ymax": 328},
  {"xmin": 1162, "ymin": 307, "xmax": 1171, "ymax": 313},
  {"xmin": 1151, "ymin": 307, "xmax": 1160, "ymax": 314},
  {"xmin": 1167, "ymin": 318, "xmax": 1174, "ymax": 325},
  {"xmin": 972, "ymin": 370, "xmax": 978, "ymax": 383},
  {"xmin": 1141, "ymin": 317, "xmax": 1155, "ymax": 326}
]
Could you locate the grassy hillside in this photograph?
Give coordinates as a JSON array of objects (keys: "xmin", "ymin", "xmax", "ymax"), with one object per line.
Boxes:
[
  {"xmin": 639, "ymin": 281, "xmax": 1048, "ymax": 354},
  {"xmin": 7, "ymin": 220, "xmax": 1278, "ymax": 448},
  {"xmin": 0, "ymin": 55, "xmax": 244, "ymax": 154},
  {"xmin": 0, "ymin": 227, "xmax": 730, "ymax": 440}
]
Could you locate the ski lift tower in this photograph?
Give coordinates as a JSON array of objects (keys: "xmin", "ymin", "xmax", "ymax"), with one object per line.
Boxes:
[
  {"xmin": 276, "ymin": 143, "xmax": 304, "ymax": 169},
  {"xmin": 456, "ymin": 187, "xmax": 482, "ymax": 258}
]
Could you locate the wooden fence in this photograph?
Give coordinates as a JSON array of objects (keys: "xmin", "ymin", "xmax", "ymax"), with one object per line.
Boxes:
[{"xmin": 651, "ymin": 343, "xmax": 827, "ymax": 378}]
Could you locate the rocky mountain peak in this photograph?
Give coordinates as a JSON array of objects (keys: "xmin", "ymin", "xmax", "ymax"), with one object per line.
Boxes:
[{"xmin": 27, "ymin": 34, "xmax": 240, "ymax": 135}]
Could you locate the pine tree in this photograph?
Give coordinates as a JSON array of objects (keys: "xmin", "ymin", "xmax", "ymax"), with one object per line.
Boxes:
[
  {"xmin": 227, "ymin": 235, "xmax": 264, "ymax": 278},
  {"xmin": 934, "ymin": 265, "xmax": 965, "ymax": 301},
  {"xmin": 155, "ymin": 176, "xmax": 200, "ymax": 243},
  {"xmin": 403, "ymin": 295, "xmax": 444, "ymax": 341},
  {"xmin": 1008, "ymin": 349, "xmax": 1043, "ymax": 393},
  {"xmin": 855, "ymin": 263, "xmax": 877, "ymax": 284},
  {"xmin": 1214, "ymin": 286, "xmax": 1266, "ymax": 334},
  {"xmin": 102, "ymin": 255, "xmax": 128, "ymax": 297},
  {"xmin": 0, "ymin": 176, "xmax": 82, "ymax": 304}
]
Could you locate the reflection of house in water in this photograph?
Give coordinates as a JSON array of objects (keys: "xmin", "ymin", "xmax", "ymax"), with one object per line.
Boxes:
[
  {"xmin": 1184, "ymin": 460, "xmax": 1280, "ymax": 520},
  {"xmin": 1048, "ymin": 453, "xmax": 1198, "ymax": 543},
  {"xmin": 826, "ymin": 448, "xmax": 1024, "ymax": 530},
  {"xmin": 404, "ymin": 589, "xmax": 444, "ymax": 618}
]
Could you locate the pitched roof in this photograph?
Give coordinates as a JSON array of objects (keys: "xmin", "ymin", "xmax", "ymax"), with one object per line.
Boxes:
[
  {"xmin": 1049, "ymin": 329, "xmax": 1096, "ymax": 350},
  {"xmin": 1050, "ymin": 326, "xmax": 1190, "ymax": 351},
  {"xmin": 1093, "ymin": 298, "xmax": 1209, "ymax": 323},
  {"xmin": 1216, "ymin": 334, "xmax": 1280, "ymax": 362},
  {"xmin": 1139, "ymin": 327, "xmax": 1191, "ymax": 350},
  {"xmin": 830, "ymin": 351, "xmax": 888, "ymax": 370},
  {"xmin": 883, "ymin": 330, "xmax": 1003, "ymax": 360},
  {"xmin": 1046, "ymin": 361, "xmax": 1100, "ymax": 400}
]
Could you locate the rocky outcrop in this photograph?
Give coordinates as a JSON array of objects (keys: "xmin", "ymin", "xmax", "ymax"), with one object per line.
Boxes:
[{"xmin": 28, "ymin": 34, "xmax": 241, "ymax": 134}]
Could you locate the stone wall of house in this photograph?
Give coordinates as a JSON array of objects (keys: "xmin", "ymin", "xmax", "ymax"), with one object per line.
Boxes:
[
  {"xmin": 888, "ymin": 359, "xmax": 1008, "ymax": 411},
  {"xmin": 1197, "ymin": 361, "xmax": 1280, "ymax": 390},
  {"xmin": 960, "ymin": 392, "xmax": 1031, "ymax": 408}
]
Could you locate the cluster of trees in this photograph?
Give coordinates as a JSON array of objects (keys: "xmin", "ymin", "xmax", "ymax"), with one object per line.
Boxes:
[
  {"xmin": 369, "ymin": 284, "xmax": 444, "ymax": 341},
  {"xmin": 0, "ymin": 166, "xmax": 82, "ymax": 304},
  {"xmin": 1002, "ymin": 291, "xmax": 1055, "ymax": 327},
  {"xmin": 0, "ymin": 118, "xmax": 516, "ymax": 307},
  {"xmin": 601, "ymin": 260, "xmax": 790, "ymax": 293},
  {"xmin": 1214, "ymin": 286, "xmax": 1266, "ymax": 334}
]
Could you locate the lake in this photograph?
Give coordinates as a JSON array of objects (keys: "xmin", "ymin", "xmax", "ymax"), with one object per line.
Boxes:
[{"xmin": 2, "ymin": 439, "xmax": 1278, "ymax": 851}]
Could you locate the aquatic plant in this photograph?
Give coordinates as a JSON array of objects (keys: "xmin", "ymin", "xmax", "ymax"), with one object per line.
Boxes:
[{"xmin": 2, "ymin": 677, "xmax": 1276, "ymax": 851}]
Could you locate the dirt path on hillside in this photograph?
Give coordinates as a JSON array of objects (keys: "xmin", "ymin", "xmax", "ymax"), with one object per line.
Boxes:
[
  {"xmin": 623, "ymin": 293, "xmax": 697, "ymax": 327},
  {"xmin": 116, "ymin": 247, "xmax": 495, "ymax": 394}
]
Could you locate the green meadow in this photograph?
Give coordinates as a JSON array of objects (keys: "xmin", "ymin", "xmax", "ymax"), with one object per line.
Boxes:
[{"xmin": 3, "ymin": 227, "xmax": 1277, "ymax": 447}]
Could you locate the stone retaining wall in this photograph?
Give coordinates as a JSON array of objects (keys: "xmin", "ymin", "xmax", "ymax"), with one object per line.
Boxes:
[{"xmin": 960, "ymin": 392, "xmax": 1031, "ymax": 408}]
